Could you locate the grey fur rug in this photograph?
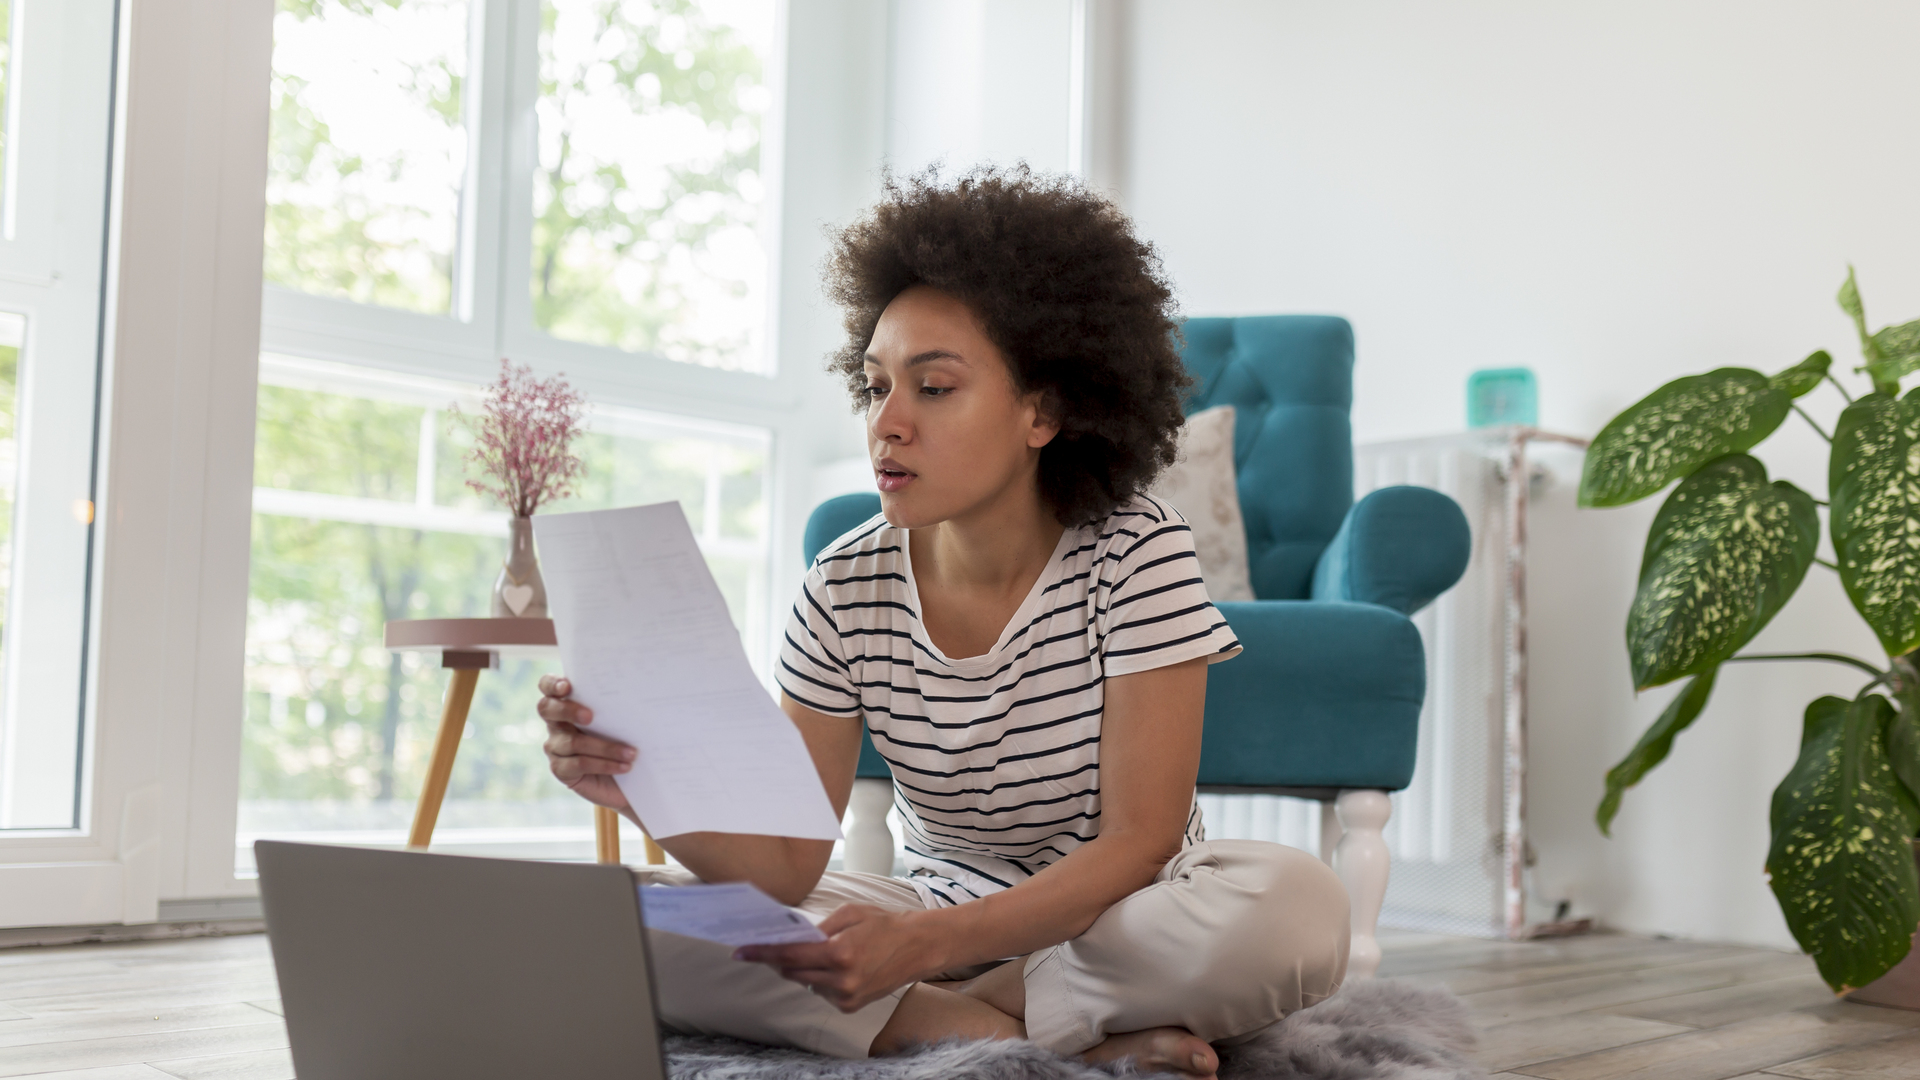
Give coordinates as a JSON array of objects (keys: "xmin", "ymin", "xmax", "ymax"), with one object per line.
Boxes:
[{"xmin": 665, "ymin": 980, "xmax": 1483, "ymax": 1080}]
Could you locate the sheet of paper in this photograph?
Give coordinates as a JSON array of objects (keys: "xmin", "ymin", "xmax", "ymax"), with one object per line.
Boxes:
[
  {"xmin": 533, "ymin": 502, "xmax": 842, "ymax": 841},
  {"xmin": 639, "ymin": 883, "xmax": 828, "ymax": 947}
]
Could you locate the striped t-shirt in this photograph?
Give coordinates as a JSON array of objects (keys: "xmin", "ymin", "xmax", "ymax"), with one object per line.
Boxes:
[{"xmin": 775, "ymin": 493, "xmax": 1243, "ymax": 907}]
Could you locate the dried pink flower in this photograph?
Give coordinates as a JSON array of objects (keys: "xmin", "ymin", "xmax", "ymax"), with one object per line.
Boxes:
[{"xmin": 453, "ymin": 360, "xmax": 587, "ymax": 518}]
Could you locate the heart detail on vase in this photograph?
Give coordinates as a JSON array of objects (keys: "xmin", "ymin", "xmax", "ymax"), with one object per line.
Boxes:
[{"xmin": 501, "ymin": 584, "xmax": 535, "ymax": 616}]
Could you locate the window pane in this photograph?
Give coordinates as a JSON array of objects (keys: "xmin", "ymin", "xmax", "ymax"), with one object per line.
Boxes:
[
  {"xmin": 532, "ymin": 0, "xmax": 775, "ymax": 370},
  {"xmin": 0, "ymin": 2, "xmax": 114, "ymax": 832},
  {"xmin": 238, "ymin": 363, "xmax": 769, "ymax": 869},
  {"xmin": 0, "ymin": 314, "xmax": 18, "ymax": 647},
  {"xmin": 0, "ymin": 0, "xmax": 13, "ymax": 208},
  {"xmin": 264, "ymin": 0, "xmax": 470, "ymax": 314},
  {"xmin": 256, "ymin": 384, "xmax": 421, "ymax": 502}
]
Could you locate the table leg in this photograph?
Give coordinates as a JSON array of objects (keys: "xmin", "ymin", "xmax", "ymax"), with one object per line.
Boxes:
[
  {"xmin": 408, "ymin": 667, "xmax": 481, "ymax": 850},
  {"xmin": 593, "ymin": 806, "xmax": 667, "ymax": 865},
  {"xmin": 595, "ymin": 806, "xmax": 621, "ymax": 863}
]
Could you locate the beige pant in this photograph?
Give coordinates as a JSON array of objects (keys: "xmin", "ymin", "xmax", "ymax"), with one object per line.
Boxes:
[{"xmin": 638, "ymin": 839, "xmax": 1350, "ymax": 1058}]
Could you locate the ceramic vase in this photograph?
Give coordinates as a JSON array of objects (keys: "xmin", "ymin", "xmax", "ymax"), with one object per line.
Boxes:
[{"xmin": 492, "ymin": 516, "xmax": 548, "ymax": 618}]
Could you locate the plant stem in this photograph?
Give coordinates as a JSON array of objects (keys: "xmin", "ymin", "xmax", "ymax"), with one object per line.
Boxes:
[
  {"xmin": 1725, "ymin": 651, "xmax": 1886, "ymax": 678},
  {"xmin": 1892, "ymin": 654, "xmax": 1920, "ymax": 698},
  {"xmin": 1825, "ymin": 373, "xmax": 1854, "ymax": 403},
  {"xmin": 1792, "ymin": 404, "xmax": 1832, "ymax": 442},
  {"xmin": 1815, "ymin": 556, "xmax": 1838, "ymax": 570}
]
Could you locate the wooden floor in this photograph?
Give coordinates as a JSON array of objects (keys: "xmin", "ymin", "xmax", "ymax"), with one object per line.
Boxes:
[{"xmin": 0, "ymin": 927, "xmax": 1915, "ymax": 1078}]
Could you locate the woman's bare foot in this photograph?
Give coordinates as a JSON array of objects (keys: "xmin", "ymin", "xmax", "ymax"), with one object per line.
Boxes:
[{"xmin": 1081, "ymin": 1027, "xmax": 1218, "ymax": 1079}]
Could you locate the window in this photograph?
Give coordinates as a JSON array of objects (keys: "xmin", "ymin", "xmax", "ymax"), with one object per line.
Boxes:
[
  {"xmin": 0, "ymin": 0, "xmax": 15, "ymax": 217},
  {"xmin": 0, "ymin": 2, "xmax": 114, "ymax": 833},
  {"xmin": 237, "ymin": 357, "xmax": 769, "ymax": 869},
  {"xmin": 532, "ymin": 0, "xmax": 774, "ymax": 368},
  {"xmin": 261, "ymin": 0, "xmax": 776, "ymax": 371},
  {"xmin": 264, "ymin": 0, "xmax": 473, "ymax": 313},
  {"xmin": 244, "ymin": 0, "xmax": 806, "ymax": 869}
]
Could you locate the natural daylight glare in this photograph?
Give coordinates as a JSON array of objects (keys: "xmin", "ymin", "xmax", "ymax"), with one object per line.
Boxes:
[
  {"xmin": 263, "ymin": 0, "xmax": 470, "ymax": 313},
  {"xmin": 533, "ymin": 0, "xmax": 774, "ymax": 369}
]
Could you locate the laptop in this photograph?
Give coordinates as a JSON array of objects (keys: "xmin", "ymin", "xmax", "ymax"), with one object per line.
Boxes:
[{"xmin": 255, "ymin": 840, "xmax": 669, "ymax": 1080}]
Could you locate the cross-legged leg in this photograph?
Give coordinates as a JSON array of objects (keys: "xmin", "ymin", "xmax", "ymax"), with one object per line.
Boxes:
[
  {"xmin": 1020, "ymin": 839, "xmax": 1349, "ymax": 1058},
  {"xmin": 953, "ymin": 958, "xmax": 1219, "ymax": 1077}
]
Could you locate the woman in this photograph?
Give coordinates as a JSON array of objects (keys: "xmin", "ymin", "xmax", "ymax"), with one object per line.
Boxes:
[{"xmin": 539, "ymin": 168, "xmax": 1348, "ymax": 1078}]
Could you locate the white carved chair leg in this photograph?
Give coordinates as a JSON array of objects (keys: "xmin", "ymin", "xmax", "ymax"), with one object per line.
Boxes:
[
  {"xmin": 1317, "ymin": 798, "xmax": 1342, "ymax": 866},
  {"xmin": 843, "ymin": 777, "xmax": 898, "ymax": 876},
  {"xmin": 1333, "ymin": 789, "xmax": 1392, "ymax": 980}
]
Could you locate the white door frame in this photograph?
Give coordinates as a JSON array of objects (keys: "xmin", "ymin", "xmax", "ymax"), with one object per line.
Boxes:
[{"xmin": 0, "ymin": 0, "xmax": 273, "ymax": 924}]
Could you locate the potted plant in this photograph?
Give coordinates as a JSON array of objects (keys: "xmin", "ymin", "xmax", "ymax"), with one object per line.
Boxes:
[
  {"xmin": 455, "ymin": 360, "xmax": 587, "ymax": 618},
  {"xmin": 1581, "ymin": 268, "xmax": 1920, "ymax": 997}
]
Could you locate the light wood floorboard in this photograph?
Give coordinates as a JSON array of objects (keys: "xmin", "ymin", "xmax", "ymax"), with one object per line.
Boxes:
[
  {"xmin": 147, "ymin": 1048, "xmax": 294, "ymax": 1080},
  {"xmin": 0, "ymin": 1025, "xmax": 288, "ymax": 1079},
  {"xmin": 1475, "ymin": 1013, "xmax": 1695, "ymax": 1073},
  {"xmin": 0, "ymin": 1007, "xmax": 275, "ymax": 1051},
  {"xmin": 1506, "ymin": 1003, "xmax": 1919, "ymax": 1080},
  {"xmin": 0, "ymin": 1060, "xmax": 172, "ymax": 1068},
  {"xmin": 1372, "ymin": 928, "xmax": 1920, "ymax": 1079},
  {"xmin": 1762, "ymin": 1029, "xmax": 1920, "ymax": 1079},
  {"xmin": 1603, "ymin": 973, "xmax": 1840, "ymax": 1029},
  {"xmin": 0, "ymin": 926, "xmax": 1914, "ymax": 1078}
]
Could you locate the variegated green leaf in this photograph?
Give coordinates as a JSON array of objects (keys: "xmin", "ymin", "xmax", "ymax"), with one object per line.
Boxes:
[
  {"xmin": 1579, "ymin": 370, "xmax": 1793, "ymax": 508},
  {"xmin": 1597, "ymin": 667, "xmax": 1717, "ymax": 836},
  {"xmin": 1867, "ymin": 319, "xmax": 1920, "ymax": 386},
  {"xmin": 1890, "ymin": 674, "xmax": 1920, "ymax": 802},
  {"xmin": 1890, "ymin": 701, "xmax": 1920, "ymax": 804},
  {"xmin": 1839, "ymin": 265, "xmax": 1871, "ymax": 350},
  {"xmin": 1839, "ymin": 267, "xmax": 1904, "ymax": 396},
  {"xmin": 1628, "ymin": 454, "xmax": 1818, "ymax": 689},
  {"xmin": 1829, "ymin": 391, "xmax": 1920, "ymax": 656},
  {"xmin": 1767, "ymin": 694, "xmax": 1920, "ymax": 993},
  {"xmin": 1769, "ymin": 351, "xmax": 1831, "ymax": 398}
]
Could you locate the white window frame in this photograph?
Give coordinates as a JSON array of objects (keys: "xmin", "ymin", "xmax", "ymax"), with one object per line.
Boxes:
[
  {"xmin": 0, "ymin": 0, "xmax": 276, "ymax": 926},
  {"xmin": 0, "ymin": 0, "xmax": 118, "ymax": 838},
  {"xmin": 259, "ymin": 0, "xmax": 806, "ymax": 409},
  {"xmin": 241, "ymin": 0, "xmax": 818, "ymax": 896},
  {"xmin": 0, "ymin": 0, "xmax": 885, "ymax": 925}
]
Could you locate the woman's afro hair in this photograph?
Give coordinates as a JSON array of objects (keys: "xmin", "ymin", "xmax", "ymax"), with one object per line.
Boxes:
[{"xmin": 824, "ymin": 165, "xmax": 1190, "ymax": 527}]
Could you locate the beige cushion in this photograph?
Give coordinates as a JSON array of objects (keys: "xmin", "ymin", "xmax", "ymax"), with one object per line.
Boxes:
[{"xmin": 1150, "ymin": 405, "xmax": 1256, "ymax": 602}]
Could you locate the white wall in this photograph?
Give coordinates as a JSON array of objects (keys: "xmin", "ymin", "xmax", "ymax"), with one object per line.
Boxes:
[
  {"xmin": 805, "ymin": 0, "xmax": 1087, "ymax": 505},
  {"xmin": 768, "ymin": 1, "xmax": 890, "ymax": 586},
  {"xmin": 885, "ymin": 0, "xmax": 1075, "ymax": 176},
  {"xmin": 1112, "ymin": 0, "xmax": 1920, "ymax": 948}
]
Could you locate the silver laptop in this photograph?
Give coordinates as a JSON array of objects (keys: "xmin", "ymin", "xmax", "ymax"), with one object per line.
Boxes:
[{"xmin": 255, "ymin": 840, "xmax": 669, "ymax": 1080}]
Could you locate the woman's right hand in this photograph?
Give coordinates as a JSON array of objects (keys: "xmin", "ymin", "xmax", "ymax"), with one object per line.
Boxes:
[{"xmin": 538, "ymin": 674, "xmax": 635, "ymax": 813}]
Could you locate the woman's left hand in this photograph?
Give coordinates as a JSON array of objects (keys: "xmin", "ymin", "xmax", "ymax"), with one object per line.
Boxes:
[{"xmin": 734, "ymin": 904, "xmax": 944, "ymax": 1012}]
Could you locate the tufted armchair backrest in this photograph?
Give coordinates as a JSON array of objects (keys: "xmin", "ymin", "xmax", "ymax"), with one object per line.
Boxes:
[{"xmin": 1178, "ymin": 315, "xmax": 1354, "ymax": 600}]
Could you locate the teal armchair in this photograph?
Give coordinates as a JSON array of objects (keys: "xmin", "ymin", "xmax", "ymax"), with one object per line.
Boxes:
[{"xmin": 803, "ymin": 315, "xmax": 1471, "ymax": 977}]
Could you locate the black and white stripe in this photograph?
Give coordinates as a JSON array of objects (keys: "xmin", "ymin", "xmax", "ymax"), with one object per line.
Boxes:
[{"xmin": 776, "ymin": 494, "xmax": 1242, "ymax": 906}]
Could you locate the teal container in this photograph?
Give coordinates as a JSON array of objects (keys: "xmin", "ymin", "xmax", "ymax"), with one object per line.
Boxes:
[{"xmin": 1467, "ymin": 367, "xmax": 1538, "ymax": 428}]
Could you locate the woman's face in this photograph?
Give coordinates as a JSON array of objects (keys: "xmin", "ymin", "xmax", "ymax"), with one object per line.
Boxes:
[{"xmin": 864, "ymin": 286, "xmax": 1059, "ymax": 529}]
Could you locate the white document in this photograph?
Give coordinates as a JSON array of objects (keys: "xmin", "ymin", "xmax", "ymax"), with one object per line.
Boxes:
[
  {"xmin": 533, "ymin": 503, "xmax": 842, "ymax": 841},
  {"xmin": 639, "ymin": 883, "xmax": 828, "ymax": 947}
]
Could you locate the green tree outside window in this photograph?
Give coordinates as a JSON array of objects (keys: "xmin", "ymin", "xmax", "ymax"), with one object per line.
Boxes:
[{"xmin": 532, "ymin": 0, "xmax": 772, "ymax": 367}]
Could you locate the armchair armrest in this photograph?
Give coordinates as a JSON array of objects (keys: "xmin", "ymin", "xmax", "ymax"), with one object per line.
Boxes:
[
  {"xmin": 1201, "ymin": 600, "xmax": 1425, "ymax": 791},
  {"xmin": 1310, "ymin": 485, "xmax": 1470, "ymax": 616}
]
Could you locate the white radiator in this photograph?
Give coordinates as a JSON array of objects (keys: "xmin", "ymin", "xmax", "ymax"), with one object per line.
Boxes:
[{"xmin": 1200, "ymin": 429, "xmax": 1562, "ymax": 939}]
